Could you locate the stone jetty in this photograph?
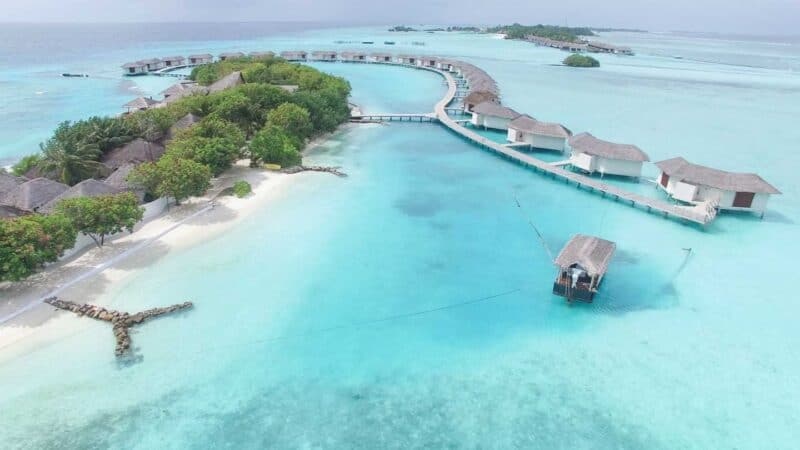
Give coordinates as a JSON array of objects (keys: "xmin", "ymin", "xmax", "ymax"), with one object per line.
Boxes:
[
  {"xmin": 43, "ymin": 297, "xmax": 193, "ymax": 357},
  {"xmin": 282, "ymin": 165, "xmax": 348, "ymax": 177}
]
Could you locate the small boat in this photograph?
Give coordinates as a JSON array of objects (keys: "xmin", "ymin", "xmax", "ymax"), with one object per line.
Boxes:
[
  {"xmin": 552, "ymin": 234, "xmax": 616, "ymax": 303},
  {"xmin": 362, "ymin": 41, "xmax": 374, "ymax": 44},
  {"xmin": 411, "ymin": 41, "xmax": 426, "ymax": 46},
  {"xmin": 384, "ymin": 41, "xmax": 396, "ymax": 45},
  {"xmin": 62, "ymin": 73, "xmax": 89, "ymax": 78}
]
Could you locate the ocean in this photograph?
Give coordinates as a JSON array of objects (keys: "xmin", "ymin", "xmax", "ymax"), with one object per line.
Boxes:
[{"xmin": 1, "ymin": 23, "xmax": 800, "ymax": 449}]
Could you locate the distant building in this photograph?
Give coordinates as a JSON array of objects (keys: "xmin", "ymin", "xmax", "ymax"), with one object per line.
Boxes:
[
  {"xmin": 310, "ymin": 51, "xmax": 337, "ymax": 61},
  {"xmin": 418, "ymin": 56, "xmax": 439, "ymax": 68},
  {"xmin": 507, "ymin": 115, "xmax": 572, "ymax": 152},
  {"xmin": 340, "ymin": 51, "xmax": 367, "ymax": 62},
  {"xmin": 188, "ymin": 54, "xmax": 213, "ymax": 65},
  {"xmin": 249, "ymin": 51, "xmax": 275, "ymax": 58},
  {"xmin": 436, "ymin": 60, "xmax": 454, "ymax": 71},
  {"xmin": 121, "ymin": 61, "xmax": 147, "ymax": 76},
  {"xmin": 160, "ymin": 81, "xmax": 207, "ymax": 104},
  {"xmin": 587, "ymin": 42, "xmax": 633, "ymax": 55},
  {"xmin": 470, "ymin": 102, "xmax": 521, "ymax": 130},
  {"xmin": 280, "ymin": 51, "xmax": 307, "ymax": 61},
  {"xmin": 462, "ymin": 90, "xmax": 499, "ymax": 113},
  {"xmin": 122, "ymin": 97, "xmax": 160, "ymax": 113},
  {"xmin": 161, "ymin": 56, "xmax": 185, "ymax": 67},
  {"xmin": 397, "ymin": 55, "xmax": 418, "ymax": 65},
  {"xmin": 219, "ymin": 52, "xmax": 245, "ymax": 61},
  {"xmin": 568, "ymin": 132, "xmax": 649, "ymax": 177},
  {"xmin": 655, "ymin": 157, "xmax": 780, "ymax": 215},
  {"xmin": 370, "ymin": 53, "xmax": 393, "ymax": 63},
  {"xmin": 138, "ymin": 58, "xmax": 164, "ymax": 72}
]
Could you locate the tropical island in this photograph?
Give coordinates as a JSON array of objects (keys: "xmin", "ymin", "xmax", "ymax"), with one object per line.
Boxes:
[
  {"xmin": 563, "ymin": 53, "xmax": 600, "ymax": 67},
  {"xmin": 486, "ymin": 24, "xmax": 595, "ymax": 42},
  {"xmin": 388, "ymin": 25, "xmax": 417, "ymax": 32},
  {"xmin": 0, "ymin": 55, "xmax": 350, "ymax": 282}
]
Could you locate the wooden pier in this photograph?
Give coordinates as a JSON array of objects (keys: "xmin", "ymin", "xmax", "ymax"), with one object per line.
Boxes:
[{"xmin": 351, "ymin": 113, "xmax": 437, "ymax": 123}]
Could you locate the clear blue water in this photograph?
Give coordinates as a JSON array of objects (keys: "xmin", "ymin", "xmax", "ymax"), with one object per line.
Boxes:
[{"xmin": 2, "ymin": 26, "xmax": 800, "ymax": 449}]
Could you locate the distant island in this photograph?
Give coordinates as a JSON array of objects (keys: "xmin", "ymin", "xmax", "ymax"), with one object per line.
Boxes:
[
  {"xmin": 388, "ymin": 26, "xmax": 417, "ymax": 32},
  {"xmin": 563, "ymin": 54, "xmax": 600, "ymax": 67},
  {"xmin": 388, "ymin": 25, "xmax": 483, "ymax": 33},
  {"xmin": 486, "ymin": 24, "xmax": 595, "ymax": 42},
  {"xmin": 591, "ymin": 27, "xmax": 648, "ymax": 33}
]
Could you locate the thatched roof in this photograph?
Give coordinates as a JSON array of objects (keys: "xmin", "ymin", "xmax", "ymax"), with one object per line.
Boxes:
[
  {"xmin": 207, "ymin": 71, "xmax": 244, "ymax": 93},
  {"xmin": 0, "ymin": 173, "xmax": 27, "ymax": 203},
  {"xmin": 249, "ymin": 51, "xmax": 275, "ymax": 58},
  {"xmin": 121, "ymin": 61, "xmax": 145, "ymax": 69},
  {"xmin": 123, "ymin": 97, "xmax": 160, "ymax": 110},
  {"xmin": 189, "ymin": 54, "xmax": 213, "ymax": 59},
  {"xmin": 164, "ymin": 113, "xmax": 202, "ymax": 142},
  {"xmin": 162, "ymin": 56, "xmax": 185, "ymax": 63},
  {"xmin": 4, "ymin": 178, "xmax": 69, "ymax": 212},
  {"xmin": 104, "ymin": 163, "xmax": 144, "ymax": 198},
  {"xmin": 464, "ymin": 90, "xmax": 499, "ymax": 105},
  {"xmin": 554, "ymin": 234, "xmax": 616, "ymax": 276},
  {"xmin": 0, "ymin": 204, "xmax": 29, "ymax": 219},
  {"xmin": 138, "ymin": 58, "xmax": 162, "ymax": 64},
  {"xmin": 509, "ymin": 115, "xmax": 571, "ymax": 138},
  {"xmin": 102, "ymin": 139, "xmax": 165, "ymax": 170},
  {"xmin": 472, "ymin": 102, "xmax": 520, "ymax": 119},
  {"xmin": 279, "ymin": 51, "xmax": 307, "ymax": 59},
  {"xmin": 656, "ymin": 157, "xmax": 780, "ymax": 194},
  {"xmin": 569, "ymin": 132, "xmax": 649, "ymax": 162},
  {"xmin": 219, "ymin": 52, "xmax": 245, "ymax": 59},
  {"xmin": 40, "ymin": 179, "xmax": 122, "ymax": 213}
]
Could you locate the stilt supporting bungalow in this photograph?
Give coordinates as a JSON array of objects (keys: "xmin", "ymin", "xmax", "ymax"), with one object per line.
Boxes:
[{"xmin": 552, "ymin": 234, "xmax": 616, "ymax": 303}]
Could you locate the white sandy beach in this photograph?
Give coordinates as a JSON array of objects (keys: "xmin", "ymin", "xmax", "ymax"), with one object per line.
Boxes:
[{"xmin": 0, "ymin": 161, "xmax": 312, "ymax": 361}]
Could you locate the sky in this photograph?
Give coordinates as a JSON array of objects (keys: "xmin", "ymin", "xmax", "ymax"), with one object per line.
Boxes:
[{"xmin": 2, "ymin": 0, "xmax": 799, "ymax": 35}]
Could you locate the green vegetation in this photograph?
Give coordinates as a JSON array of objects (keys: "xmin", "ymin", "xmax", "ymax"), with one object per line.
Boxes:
[
  {"xmin": 232, "ymin": 180, "xmax": 252, "ymax": 198},
  {"xmin": 447, "ymin": 26, "xmax": 481, "ymax": 32},
  {"xmin": 563, "ymin": 54, "xmax": 600, "ymax": 68},
  {"xmin": 248, "ymin": 125, "xmax": 300, "ymax": 168},
  {"xmin": 11, "ymin": 154, "xmax": 42, "ymax": 177},
  {"xmin": 389, "ymin": 26, "xmax": 417, "ymax": 32},
  {"xmin": 486, "ymin": 24, "xmax": 594, "ymax": 42},
  {"xmin": 0, "ymin": 214, "xmax": 77, "ymax": 281},
  {"xmin": 129, "ymin": 155, "xmax": 212, "ymax": 205},
  {"xmin": 55, "ymin": 193, "xmax": 144, "ymax": 247}
]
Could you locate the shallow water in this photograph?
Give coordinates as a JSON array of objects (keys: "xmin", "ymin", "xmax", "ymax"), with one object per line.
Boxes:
[{"xmin": 1, "ymin": 26, "xmax": 800, "ymax": 449}]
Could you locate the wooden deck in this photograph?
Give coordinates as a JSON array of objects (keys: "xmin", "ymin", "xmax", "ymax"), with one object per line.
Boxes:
[{"xmin": 351, "ymin": 113, "xmax": 437, "ymax": 122}]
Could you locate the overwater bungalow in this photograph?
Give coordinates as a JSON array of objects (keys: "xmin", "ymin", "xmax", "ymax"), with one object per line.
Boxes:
[
  {"xmin": 311, "ymin": 51, "xmax": 337, "ymax": 61},
  {"xmin": 436, "ymin": 60, "xmax": 454, "ymax": 71},
  {"xmin": 280, "ymin": 51, "xmax": 307, "ymax": 61},
  {"xmin": 188, "ymin": 54, "xmax": 213, "ymax": 65},
  {"xmin": 655, "ymin": 157, "xmax": 780, "ymax": 216},
  {"xmin": 102, "ymin": 139, "xmax": 165, "ymax": 170},
  {"xmin": 121, "ymin": 61, "xmax": 147, "ymax": 76},
  {"xmin": 397, "ymin": 55, "xmax": 418, "ymax": 65},
  {"xmin": 588, "ymin": 42, "xmax": 634, "ymax": 55},
  {"xmin": 340, "ymin": 51, "xmax": 367, "ymax": 62},
  {"xmin": 507, "ymin": 115, "xmax": 572, "ymax": 151},
  {"xmin": 207, "ymin": 71, "xmax": 244, "ymax": 93},
  {"xmin": 418, "ymin": 56, "xmax": 439, "ymax": 68},
  {"xmin": 462, "ymin": 90, "xmax": 499, "ymax": 113},
  {"xmin": 138, "ymin": 58, "xmax": 164, "ymax": 72},
  {"xmin": 470, "ymin": 102, "xmax": 521, "ymax": 130},
  {"xmin": 161, "ymin": 56, "xmax": 185, "ymax": 67},
  {"xmin": 219, "ymin": 52, "xmax": 245, "ymax": 61},
  {"xmin": 568, "ymin": 132, "xmax": 649, "ymax": 177},
  {"xmin": 249, "ymin": 51, "xmax": 275, "ymax": 59},
  {"xmin": 370, "ymin": 52, "xmax": 393, "ymax": 63},
  {"xmin": 2, "ymin": 178, "xmax": 69, "ymax": 213},
  {"xmin": 552, "ymin": 234, "xmax": 616, "ymax": 303},
  {"xmin": 40, "ymin": 179, "xmax": 122, "ymax": 213},
  {"xmin": 123, "ymin": 97, "xmax": 160, "ymax": 113}
]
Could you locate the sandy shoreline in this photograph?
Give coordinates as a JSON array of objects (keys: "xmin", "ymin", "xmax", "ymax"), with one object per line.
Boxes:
[{"xmin": 0, "ymin": 162, "xmax": 308, "ymax": 360}]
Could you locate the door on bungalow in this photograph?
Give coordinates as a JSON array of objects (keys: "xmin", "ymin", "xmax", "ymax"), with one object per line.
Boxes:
[
  {"xmin": 660, "ymin": 173, "xmax": 669, "ymax": 188},
  {"xmin": 733, "ymin": 191, "xmax": 755, "ymax": 208}
]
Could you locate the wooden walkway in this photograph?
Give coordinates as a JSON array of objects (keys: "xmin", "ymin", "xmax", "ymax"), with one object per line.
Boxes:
[{"xmin": 351, "ymin": 113, "xmax": 437, "ymax": 122}]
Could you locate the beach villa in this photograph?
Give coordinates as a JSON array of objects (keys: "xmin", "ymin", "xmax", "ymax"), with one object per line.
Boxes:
[
  {"xmin": 280, "ymin": 51, "xmax": 307, "ymax": 61},
  {"xmin": 568, "ymin": 132, "xmax": 649, "ymax": 177},
  {"xmin": 39, "ymin": 179, "xmax": 122, "ymax": 214},
  {"xmin": 102, "ymin": 139, "xmax": 165, "ymax": 170},
  {"xmin": 1, "ymin": 177, "xmax": 69, "ymax": 213},
  {"xmin": 470, "ymin": 102, "xmax": 521, "ymax": 130},
  {"xmin": 121, "ymin": 61, "xmax": 147, "ymax": 76},
  {"xmin": 462, "ymin": 91, "xmax": 499, "ymax": 113},
  {"xmin": 161, "ymin": 56, "xmax": 185, "ymax": 67},
  {"xmin": 311, "ymin": 51, "xmax": 337, "ymax": 61},
  {"xmin": 506, "ymin": 115, "xmax": 572, "ymax": 151},
  {"xmin": 655, "ymin": 157, "xmax": 780, "ymax": 215},
  {"xmin": 219, "ymin": 52, "xmax": 245, "ymax": 61},
  {"xmin": 188, "ymin": 54, "xmax": 213, "ymax": 65}
]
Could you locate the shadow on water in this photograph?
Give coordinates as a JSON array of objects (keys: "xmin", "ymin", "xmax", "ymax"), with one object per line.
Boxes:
[{"xmin": 393, "ymin": 192, "xmax": 444, "ymax": 218}]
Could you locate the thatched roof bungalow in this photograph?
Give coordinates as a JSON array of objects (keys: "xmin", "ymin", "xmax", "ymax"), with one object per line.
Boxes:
[
  {"xmin": 470, "ymin": 102, "xmax": 520, "ymax": 130},
  {"xmin": 462, "ymin": 90, "xmax": 499, "ymax": 113},
  {"xmin": 310, "ymin": 51, "xmax": 337, "ymax": 61},
  {"xmin": 568, "ymin": 132, "xmax": 649, "ymax": 177},
  {"xmin": 418, "ymin": 56, "xmax": 439, "ymax": 68},
  {"xmin": 552, "ymin": 234, "xmax": 616, "ymax": 303},
  {"xmin": 104, "ymin": 164, "xmax": 145, "ymax": 201},
  {"xmin": 508, "ymin": 115, "xmax": 572, "ymax": 152},
  {"xmin": 280, "ymin": 51, "xmax": 307, "ymax": 61},
  {"xmin": 121, "ymin": 61, "xmax": 147, "ymax": 76},
  {"xmin": 655, "ymin": 157, "xmax": 780, "ymax": 215},
  {"xmin": 340, "ymin": 51, "xmax": 367, "ymax": 62},
  {"xmin": 370, "ymin": 53, "xmax": 393, "ymax": 63},
  {"xmin": 207, "ymin": 71, "xmax": 244, "ymax": 93},
  {"xmin": 163, "ymin": 113, "xmax": 202, "ymax": 142},
  {"xmin": 0, "ymin": 173, "xmax": 27, "ymax": 204},
  {"xmin": 123, "ymin": 97, "xmax": 160, "ymax": 113},
  {"xmin": 3, "ymin": 178, "xmax": 69, "ymax": 212},
  {"xmin": 102, "ymin": 139, "xmax": 165, "ymax": 170},
  {"xmin": 0, "ymin": 204, "xmax": 29, "ymax": 219},
  {"xmin": 160, "ymin": 81, "xmax": 207, "ymax": 104},
  {"xmin": 138, "ymin": 58, "xmax": 164, "ymax": 72},
  {"xmin": 40, "ymin": 179, "xmax": 123, "ymax": 213},
  {"xmin": 397, "ymin": 55, "xmax": 418, "ymax": 65},
  {"xmin": 219, "ymin": 52, "xmax": 245, "ymax": 61},
  {"xmin": 188, "ymin": 54, "xmax": 213, "ymax": 65},
  {"xmin": 161, "ymin": 56, "xmax": 185, "ymax": 67},
  {"xmin": 249, "ymin": 51, "xmax": 275, "ymax": 59}
]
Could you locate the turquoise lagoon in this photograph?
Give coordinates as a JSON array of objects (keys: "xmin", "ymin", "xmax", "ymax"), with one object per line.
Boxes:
[{"xmin": 1, "ymin": 26, "xmax": 800, "ymax": 449}]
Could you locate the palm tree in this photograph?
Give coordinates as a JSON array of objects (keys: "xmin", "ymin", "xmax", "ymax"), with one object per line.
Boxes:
[
  {"xmin": 86, "ymin": 117, "xmax": 135, "ymax": 153},
  {"xmin": 37, "ymin": 122, "xmax": 102, "ymax": 185}
]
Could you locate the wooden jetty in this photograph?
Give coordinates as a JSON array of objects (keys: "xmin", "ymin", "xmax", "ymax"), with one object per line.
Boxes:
[
  {"xmin": 44, "ymin": 297, "xmax": 193, "ymax": 357},
  {"xmin": 351, "ymin": 113, "xmax": 437, "ymax": 123}
]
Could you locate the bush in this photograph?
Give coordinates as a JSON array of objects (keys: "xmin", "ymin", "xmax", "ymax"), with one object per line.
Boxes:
[
  {"xmin": 11, "ymin": 154, "xmax": 42, "ymax": 176},
  {"xmin": 249, "ymin": 125, "xmax": 301, "ymax": 168},
  {"xmin": 129, "ymin": 155, "xmax": 212, "ymax": 205},
  {"xmin": 0, "ymin": 214, "xmax": 77, "ymax": 281},
  {"xmin": 232, "ymin": 180, "xmax": 252, "ymax": 198},
  {"xmin": 563, "ymin": 54, "xmax": 600, "ymax": 68}
]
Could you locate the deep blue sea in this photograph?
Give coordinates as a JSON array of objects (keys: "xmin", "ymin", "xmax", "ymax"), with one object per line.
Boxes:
[{"xmin": 1, "ymin": 23, "xmax": 800, "ymax": 449}]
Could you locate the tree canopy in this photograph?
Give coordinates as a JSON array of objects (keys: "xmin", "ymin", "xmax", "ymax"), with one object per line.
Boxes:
[
  {"xmin": 0, "ymin": 214, "xmax": 77, "ymax": 281},
  {"xmin": 563, "ymin": 54, "xmax": 600, "ymax": 68},
  {"xmin": 55, "ymin": 192, "xmax": 144, "ymax": 248},
  {"xmin": 248, "ymin": 125, "xmax": 301, "ymax": 168},
  {"xmin": 486, "ymin": 24, "xmax": 595, "ymax": 42},
  {"xmin": 129, "ymin": 155, "xmax": 212, "ymax": 205}
]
